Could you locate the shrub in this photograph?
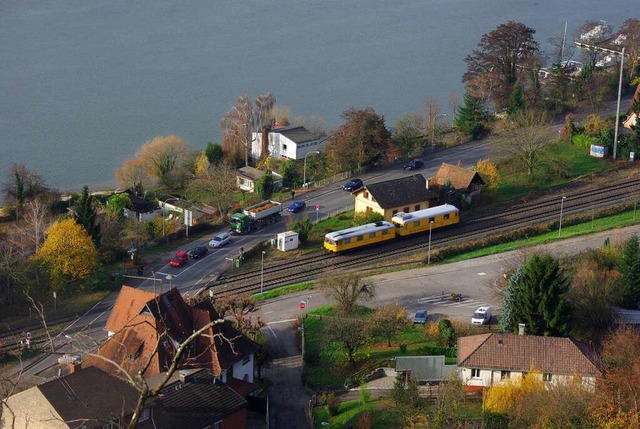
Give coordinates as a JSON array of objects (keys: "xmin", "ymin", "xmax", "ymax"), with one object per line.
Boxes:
[
  {"xmin": 438, "ymin": 319, "xmax": 457, "ymax": 347},
  {"xmin": 571, "ymin": 133, "xmax": 597, "ymax": 149},
  {"xmin": 398, "ymin": 344, "xmax": 408, "ymax": 353},
  {"xmin": 305, "ymin": 348, "xmax": 320, "ymax": 366},
  {"xmin": 326, "ymin": 392, "xmax": 341, "ymax": 416},
  {"xmin": 352, "ymin": 211, "xmax": 384, "ymax": 226}
]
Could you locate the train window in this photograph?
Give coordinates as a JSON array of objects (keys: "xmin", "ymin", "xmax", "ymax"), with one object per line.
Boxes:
[
  {"xmin": 344, "ymin": 238, "xmax": 351, "ymax": 244},
  {"xmin": 414, "ymin": 205, "xmax": 420, "ymax": 211},
  {"xmin": 382, "ymin": 229, "xmax": 388, "ymax": 235},
  {"xmin": 392, "ymin": 210, "xmax": 398, "ymax": 215},
  {"xmin": 444, "ymin": 214, "xmax": 450, "ymax": 220},
  {"xmin": 429, "ymin": 217, "xmax": 435, "ymax": 223},
  {"xmin": 357, "ymin": 235, "xmax": 364, "ymax": 241},
  {"xmin": 369, "ymin": 232, "xmax": 376, "ymax": 238},
  {"xmin": 413, "ymin": 221, "xmax": 420, "ymax": 227},
  {"xmin": 403, "ymin": 207, "xmax": 409, "ymax": 212}
]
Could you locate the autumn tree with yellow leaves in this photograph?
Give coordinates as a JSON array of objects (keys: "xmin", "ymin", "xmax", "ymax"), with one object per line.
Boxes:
[
  {"xmin": 475, "ymin": 158, "xmax": 500, "ymax": 190},
  {"xmin": 36, "ymin": 218, "xmax": 98, "ymax": 293}
]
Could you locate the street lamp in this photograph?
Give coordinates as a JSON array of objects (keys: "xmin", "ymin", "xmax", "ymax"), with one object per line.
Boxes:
[
  {"xmin": 575, "ymin": 42, "xmax": 625, "ymax": 160},
  {"xmin": 432, "ymin": 113, "xmax": 447, "ymax": 149},
  {"xmin": 427, "ymin": 220, "xmax": 434, "ymax": 264},
  {"xmin": 166, "ymin": 274, "xmax": 174, "ymax": 290},
  {"xmin": 161, "ymin": 197, "xmax": 180, "ymax": 237},
  {"xmin": 260, "ymin": 251, "xmax": 266, "ymax": 294},
  {"xmin": 303, "ymin": 151, "xmax": 320, "ymax": 190},
  {"xmin": 558, "ymin": 196, "xmax": 567, "ymax": 238}
]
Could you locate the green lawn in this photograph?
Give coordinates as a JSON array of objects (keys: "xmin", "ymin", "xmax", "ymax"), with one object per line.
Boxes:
[
  {"xmin": 303, "ymin": 306, "xmax": 454, "ymax": 388},
  {"xmin": 314, "ymin": 398, "xmax": 403, "ymax": 429}
]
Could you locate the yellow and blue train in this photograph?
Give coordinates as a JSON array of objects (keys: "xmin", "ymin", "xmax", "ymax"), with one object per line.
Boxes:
[{"xmin": 323, "ymin": 204, "xmax": 460, "ymax": 253}]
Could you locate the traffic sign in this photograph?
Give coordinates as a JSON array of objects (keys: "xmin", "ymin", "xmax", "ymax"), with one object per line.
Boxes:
[
  {"xmin": 315, "ymin": 204, "xmax": 320, "ymax": 210},
  {"xmin": 299, "ymin": 300, "xmax": 306, "ymax": 309}
]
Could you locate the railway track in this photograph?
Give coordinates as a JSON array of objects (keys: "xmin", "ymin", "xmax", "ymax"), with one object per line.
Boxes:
[{"xmin": 207, "ymin": 176, "xmax": 640, "ymax": 298}]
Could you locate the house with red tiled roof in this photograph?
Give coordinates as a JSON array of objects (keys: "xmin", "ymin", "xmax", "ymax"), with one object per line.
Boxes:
[
  {"xmin": 429, "ymin": 163, "xmax": 485, "ymax": 202},
  {"xmin": 85, "ymin": 286, "xmax": 260, "ymax": 391},
  {"xmin": 457, "ymin": 333, "xmax": 601, "ymax": 392}
]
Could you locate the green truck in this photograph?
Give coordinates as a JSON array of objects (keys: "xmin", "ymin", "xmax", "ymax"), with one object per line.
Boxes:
[{"xmin": 229, "ymin": 200, "xmax": 282, "ymax": 234}]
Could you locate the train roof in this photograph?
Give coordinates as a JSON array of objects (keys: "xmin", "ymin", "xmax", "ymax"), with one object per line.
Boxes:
[
  {"xmin": 391, "ymin": 204, "xmax": 459, "ymax": 224},
  {"xmin": 325, "ymin": 221, "xmax": 395, "ymax": 241}
]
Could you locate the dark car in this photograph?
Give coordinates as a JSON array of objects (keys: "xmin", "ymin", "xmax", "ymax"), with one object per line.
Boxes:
[
  {"xmin": 170, "ymin": 251, "xmax": 189, "ymax": 267},
  {"xmin": 404, "ymin": 159, "xmax": 424, "ymax": 170},
  {"xmin": 287, "ymin": 200, "xmax": 306, "ymax": 213},
  {"xmin": 343, "ymin": 178, "xmax": 364, "ymax": 192},
  {"xmin": 413, "ymin": 310, "xmax": 428, "ymax": 325},
  {"xmin": 189, "ymin": 245, "xmax": 209, "ymax": 259}
]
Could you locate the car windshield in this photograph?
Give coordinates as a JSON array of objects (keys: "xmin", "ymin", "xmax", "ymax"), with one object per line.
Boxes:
[
  {"xmin": 474, "ymin": 312, "xmax": 485, "ymax": 318},
  {"xmin": 415, "ymin": 312, "xmax": 425, "ymax": 318},
  {"xmin": 213, "ymin": 237, "xmax": 221, "ymax": 242}
]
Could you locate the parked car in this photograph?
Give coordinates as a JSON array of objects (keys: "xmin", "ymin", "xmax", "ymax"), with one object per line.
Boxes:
[
  {"xmin": 189, "ymin": 245, "xmax": 209, "ymax": 259},
  {"xmin": 413, "ymin": 310, "xmax": 428, "ymax": 324},
  {"xmin": 287, "ymin": 200, "xmax": 306, "ymax": 213},
  {"xmin": 208, "ymin": 231, "xmax": 231, "ymax": 248},
  {"xmin": 170, "ymin": 251, "xmax": 189, "ymax": 267},
  {"xmin": 471, "ymin": 306, "xmax": 492, "ymax": 325},
  {"xmin": 403, "ymin": 159, "xmax": 424, "ymax": 170},
  {"xmin": 343, "ymin": 178, "xmax": 364, "ymax": 192},
  {"xmin": 58, "ymin": 354, "xmax": 81, "ymax": 365}
]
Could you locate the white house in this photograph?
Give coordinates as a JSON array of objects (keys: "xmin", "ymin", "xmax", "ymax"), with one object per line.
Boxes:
[
  {"xmin": 236, "ymin": 166, "xmax": 283, "ymax": 193},
  {"xmin": 457, "ymin": 332, "xmax": 601, "ymax": 392},
  {"xmin": 251, "ymin": 125, "xmax": 326, "ymax": 161}
]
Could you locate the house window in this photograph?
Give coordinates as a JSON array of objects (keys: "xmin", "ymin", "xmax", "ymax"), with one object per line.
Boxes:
[
  {"xmin": 543, "ymin": 373, "xmax": 552, "ymax": 382},
  {"xmin": 366, "ymin": 207, "xmax": 372, "ymax": 212},
  {"xmin": 364, "ymin": 191, "xmax": 369, "ymax": 199},
  {"xmin": 500, "ymin": 371, "xmax": 511, "ymax": 380},
  {"xmin": 471, "ymin": 368, "xmax": 481, "ymax": 378},
  {"xmin": 140, "ymin": 408, "xmax": 150, "ymax": 422},
  {"xmin": 243, "ymin": 355, "xmax": 251, "ymax": 365},
  {"xmin": 282, "ymin": 144, "xmax": 287, "ymax": 150},
  {"xmin": 414, "ymin": 205, "xmax": 420, "ymax": 211}
]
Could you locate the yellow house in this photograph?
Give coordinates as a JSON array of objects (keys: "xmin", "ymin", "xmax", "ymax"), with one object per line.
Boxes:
[{"xmin": 353, "ymin": 174, "xmax": 438, "ymax": 221}]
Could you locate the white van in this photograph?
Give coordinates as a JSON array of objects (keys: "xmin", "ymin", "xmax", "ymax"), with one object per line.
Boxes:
[
  {"xmin": 209, "ymin": 231, "xmax": 231, "ymax": 248},
  {"xmin": 471, "ymin": 306, "xmax": 492, "ymax": 325}
]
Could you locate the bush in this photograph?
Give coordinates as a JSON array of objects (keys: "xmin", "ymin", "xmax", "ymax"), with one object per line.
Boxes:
[
  {"xmin": 326, "ymin": 392, "xmax": 341, "ymax": 416},
  {"xmin": 398, "ymin": 344, "xmax": 408, "ymax": 353},
  {"xmin": 571, "ymin": 133, "xmax": 598, "ymax": 149},
  {"xmin": 305, "ymin": 348, "xmax": 320, "ymax": 366},
  {"xmin": 438, "ymin": 319, "xmax": 456, "ymax": 347},
  {"xmin": 352, "ymin": 211, "xmax": 384, "ymax": 226}
]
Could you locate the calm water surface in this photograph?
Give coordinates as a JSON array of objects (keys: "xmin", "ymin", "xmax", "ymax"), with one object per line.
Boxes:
[{"xmin": 1, "ymin": 0, "xmax": 636, "ymax": 191}]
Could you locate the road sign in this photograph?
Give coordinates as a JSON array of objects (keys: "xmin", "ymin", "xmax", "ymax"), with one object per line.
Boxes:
[
  {"xmin": 299, "ymin": 300, "xmax": 306, "ymax": 309},
  {"xmin": 315, "ymin": 204, "xmax": 320, "ymax": 210}
]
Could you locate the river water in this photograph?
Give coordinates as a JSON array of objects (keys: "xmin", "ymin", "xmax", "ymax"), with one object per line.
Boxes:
[{"xmin": 1, "ymin": 1, "xmax": 636, "ymax": 191}]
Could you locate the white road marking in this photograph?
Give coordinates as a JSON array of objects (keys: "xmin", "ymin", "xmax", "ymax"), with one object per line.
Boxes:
[
  {"xmin": 267, "ymin": 318, "xmax": 298, "ymax": 325},
  {"xmin": 478, "ymin": 272, "xmax": 487, "ymax": 276},
  {"xmin": 267, "ymin": 324, "xmax": 277, "ymax": 339}
]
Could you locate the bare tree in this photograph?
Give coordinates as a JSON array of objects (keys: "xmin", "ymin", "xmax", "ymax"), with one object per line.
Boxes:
[
  {"xmin": 492, "ymin": 109, "xmax": 555, "ymax": 175},
  {"xmin": 317, "ymin": 272, "xmax": 375, "ymax": 315},
  {"xmin": 372, "ymin": 303, "xmax": 410, "ymax": 347},
  {"xmin": 620, "ymin": 18, "xmax": 640, "ymax": 80},
  {"xmin": 323, "ymin": 317, "xmax": 369, "ymax": 366},
  {"xmin": 3, "ymin": 163, "xmax": 47, "ymax": 219},
  {"xmin": 186, "ymin": 163, "xmax": 238, "ymax": 215},
  {"xmin": 18, "ymin": 197, "xmax": 52, "ymax": 253}
]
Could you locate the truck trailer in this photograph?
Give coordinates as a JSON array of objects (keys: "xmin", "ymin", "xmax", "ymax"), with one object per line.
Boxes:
[{"xmin": 229, "ymin": 200, "xmax": 282, "ymax": 234}]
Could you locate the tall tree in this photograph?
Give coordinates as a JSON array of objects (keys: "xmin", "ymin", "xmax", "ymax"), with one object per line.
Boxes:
[
  {"xmin": 115, "ymin": 135, "xmax": 190, "ymax": 191},
  {"xmin": 463, "ymin": 21, "xmax": 540, "ymax": 108},
  {"xmin": 620, "ymin": 18, "xmax": 640, "ymax": 80},
  {"xmin": 3, "ymin": 163, "xmax": 47, "ymax": 219},
  {"xmin": 186, "ymin": 163, "xmax": 237, "ymax": 216},
  {"xmin": 36, "ymin": 218, "xmax": 98, "ymax": 293},
  {"xmin": 372, "ymin": 303, "xmax": 410, "ymax": 347},
  {"xmin": 453, "ymin": 90, "xmax": 491, "ymax": 139},
  {"xmin": 204, "ymin": 142, "xmax": 224, "ymax": 165},
  {"xmin": 318, "ymin": 272, "xmax": 375, "ymax": 315},
  {"xmin": 507, "ymin": 254, "xmax": 572, "ymax": 336},
  {"xmin": 74, "ymin": 185, "xmax": 101, "ymax": 246},
  {"xmin": 19, "ymin": 197, "xmax": 52, "ymax": 253},
  {"xmin": 324, "ymin": 317, "xmax": 369, "ymax": 366},
  {"xmin": 493, "ymin": 109, "xmax": 555, "ymax": 175},
  {"xmin": 505, "ymin": 81, "xmax": 526, "ymax": 116},
  {"xmin": 392, "ymin": 113, "xmax": 425, "ymax": 159},
  {"xmin": 324, "ymin": 108, "xmax": 391, "ymax": 172},
  {"xmin": 254, "ymin": 171, "xmax": 274, "ymax": 200},
  {"xmin": 617, "ymin": 234, "xmax": 640, "ymax": 308}
]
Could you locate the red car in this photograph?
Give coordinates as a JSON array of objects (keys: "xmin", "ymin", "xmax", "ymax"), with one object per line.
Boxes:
[{"xmin": 170, "ymin": 251, "xmax": 189, "ymax": 267}]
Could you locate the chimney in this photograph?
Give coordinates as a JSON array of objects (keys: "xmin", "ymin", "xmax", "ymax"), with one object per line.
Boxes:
[
  {"xmin": 261, "ymin": 126, "xmax": 270, "ymax": 158},
  {"xmin": 518, "ymin": 323, "xmax": 526, "ymax": 335},
  {"xmin": 68, "ymin": 362, "xmax": 82, "ymax": 374}
]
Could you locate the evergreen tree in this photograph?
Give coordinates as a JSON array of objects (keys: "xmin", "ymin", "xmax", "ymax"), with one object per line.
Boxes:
[
  {"xmin": 508, "ymin": 254, "xmax": 572, "ymax": 336},
  {"xmin": 505, "ymin": 81, "xmax": 526, "ymax": 116},
  {"xmin": 254, "ymin": 171, "xmax": 274, "ymax": 200},
  {"xmin": 453, "ymin": 91, "xmax": 490, "ymax": 139},
  {"xmin": 204, "ymin": 142, "xmax": 223, "ymax": 164},
  {"xmin": 499, "ymin": 266, "xmax": 522, "ymax": 332},
  {"xmin": 75, "ymin": 185, "xmax": 101, "ymax": 246},
  {"xmin": 618, "ymin": 235, "xmax": 640, "ymax": 308}
]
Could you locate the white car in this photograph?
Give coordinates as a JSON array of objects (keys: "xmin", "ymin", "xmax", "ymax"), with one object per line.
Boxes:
[
  {"xmin": 471, "ymin": 306, "xmax": 492, "ymax": 325},
  {"xmin": 208, "ymin": 231, "xmax": 231, "ymax": 248}
]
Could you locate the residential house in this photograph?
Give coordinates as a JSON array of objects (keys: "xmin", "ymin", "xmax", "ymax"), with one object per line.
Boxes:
[
  {"xmin": 85, "ymin": 286, "xmax": 260, "ymax": 387},
  {"xmin": 122, "ymin": 190, "xmax": 161, "ymax": 222},
  {"xmin": 251, "ymin": 125, "xmax": 326, "ymax": 161},
  {"xmin": 429, "ymin": 163, "xmax": 485, "ymax": 202},
  {"xmin": 1, "ymin": 366, "xmax": 249, "ymax": 429},
  {"xmin": 353, "ymin": 174, "xmax": 438, "ymax": 221},
  {"xmin": 622, "ymin": 82, "xmax": 640, "ymax": 129},
  {"xmin": 236, "ymin": 166, "xmax": 283, "ymax": 193},
  {"xmin": 158, "ymin": 195, "xmax": 218, "ymax": 225},
  {"xmin": 457, "ymin": 333, "xmax": 601, "ymax": 392},
  {"xmin": 1, "ymin": 366, "xmax": 139, "ymax": 429}
]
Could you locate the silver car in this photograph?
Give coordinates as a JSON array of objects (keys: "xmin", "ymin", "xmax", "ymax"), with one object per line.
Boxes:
[{"xmin": 209, "ymin": 231, "xmax": 231, "ymax": 248}]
